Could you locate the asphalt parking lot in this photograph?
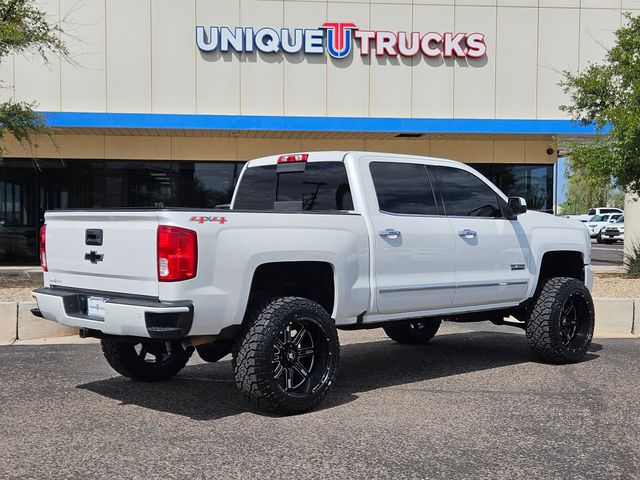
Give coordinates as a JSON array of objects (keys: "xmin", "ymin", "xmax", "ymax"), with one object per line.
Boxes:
[
  {"xmin": 591, "ymin": 239, "xmax": 624, "ymax": 266},
  {"xmin": 1, "ymin": 323, "xmax": 639, "ymax": 479}
]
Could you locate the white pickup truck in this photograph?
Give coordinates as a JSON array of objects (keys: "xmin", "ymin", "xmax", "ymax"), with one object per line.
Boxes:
[{"xmin": 33, "ymin": 151, "xmax": 595, "ymax": 414}]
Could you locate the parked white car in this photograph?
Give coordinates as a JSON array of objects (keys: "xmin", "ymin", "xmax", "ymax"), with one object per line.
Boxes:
[
  {"xmin": 587, "ymin": 207, "xmax": 623, "ymax": 216},
  {"xmin": 599, "ymin": 215, "xmax": 624, "ymax": 244},
  {"xmin": 32, "ymin": 151, "xmax": 595, "ymax": 414},
  {"xmin": 586, "ymin": 213, "xmax": 623, "ymax": 242}
]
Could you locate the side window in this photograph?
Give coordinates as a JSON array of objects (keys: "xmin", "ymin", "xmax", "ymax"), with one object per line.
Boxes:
[
  {"xmin": 435, "ymin": 166, "xmax": 503, "ymax": 218},
  {"xmin": 369, "ymin": 162, "xmax": 438, "ymax": 215},
  {"xmin": 588, "ymin": 208, "xmax": 596, "ymax": 216}
]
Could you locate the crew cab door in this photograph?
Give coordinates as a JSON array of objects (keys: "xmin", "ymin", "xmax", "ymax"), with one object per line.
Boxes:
[
  {"xmin": 430, "ymin": 165, "xmax": 530, "ymax": 307},
  {"xmin": 360, "ymin": 158, "xmax": 456, "ymax": 315}
]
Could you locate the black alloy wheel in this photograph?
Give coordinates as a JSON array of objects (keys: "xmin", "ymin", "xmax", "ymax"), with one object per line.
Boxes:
[
  {"xmin": 558, "ymin": 293, "xmax": 590, "ymax": 349},
  {"xmin": 271, "ymin": 318, "xmax": 331, "ymax": 395},
  {"xmin": 101, "ymin": 338, "xmax": 191, "ymax": 381}
]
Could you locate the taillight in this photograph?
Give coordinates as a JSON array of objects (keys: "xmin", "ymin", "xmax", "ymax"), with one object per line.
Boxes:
[
  {"xmin": 39, "ymin": 224, "xmax": 47, "ymax": 272},
  {"xmin": 157, "ymin": 226, "xmax": 197, "ymax": 282},
  {"xmin": 277, "ymin": 153, "xmax": 308, "ymax": 164}
]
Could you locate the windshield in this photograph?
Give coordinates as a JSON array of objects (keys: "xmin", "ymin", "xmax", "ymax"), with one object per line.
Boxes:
[
  {"xmin": 590, "ymin": 215, "xmax": 606, "ymax": 222},
  {"xmin": 616, "ymin": 215, "xmax": 624, "ymax": 223}
]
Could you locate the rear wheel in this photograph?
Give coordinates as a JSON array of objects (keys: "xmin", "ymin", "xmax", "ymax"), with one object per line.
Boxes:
[
  {"xmin": 526, "ymin": 277, "xmax": 595, "ymax": 364},
  {"xmin": 383, "ymin": 318, "xmax": 441, "ymax": 344},
  {"xmin": 101, "ymin": 338, "xmax": 191, "ymax": 381},
  {"xmin": 233, "ymin": 297, "xmax": 339, "ymax": 415}
]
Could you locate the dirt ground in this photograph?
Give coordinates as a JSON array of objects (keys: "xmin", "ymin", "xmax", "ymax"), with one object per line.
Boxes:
[{"xmin": 1, "ymin": 272, "xmax": 640, "ymax": 303}]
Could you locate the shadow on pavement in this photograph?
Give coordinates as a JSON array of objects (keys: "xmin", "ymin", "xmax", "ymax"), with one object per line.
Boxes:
[{"xmin": 77, "ymin": 331, "xmax": 601, "ymax": 421}]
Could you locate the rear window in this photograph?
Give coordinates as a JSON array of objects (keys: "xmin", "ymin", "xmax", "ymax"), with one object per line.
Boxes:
[{"xmin": 233, "ymin": 162, "xmax": 353, "ymax": 211}]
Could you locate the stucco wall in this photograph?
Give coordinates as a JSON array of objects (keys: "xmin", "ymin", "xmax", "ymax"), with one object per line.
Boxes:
[
  {"xmin": 1, "ymin": 133, "xmax": 555, "ymax": 163},
  {"xmin": 0, "ymin": 0, "xmax": 635, "ymax": 120}
]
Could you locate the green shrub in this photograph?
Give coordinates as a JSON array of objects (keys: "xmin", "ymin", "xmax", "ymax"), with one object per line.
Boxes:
[{"xmin": 624, "ymin": 240, "xmax": 640, "ymax": 278}]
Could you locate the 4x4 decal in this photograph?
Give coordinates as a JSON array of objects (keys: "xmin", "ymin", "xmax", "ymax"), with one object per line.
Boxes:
[{"xmin": 189, "ymin": 216, "xmax": 227, "ymax": 224}]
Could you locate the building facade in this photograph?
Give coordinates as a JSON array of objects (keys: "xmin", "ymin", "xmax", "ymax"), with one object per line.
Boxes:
[{"xmin": 1, "ymin": 0, "xmax": 636, "ymax": 265}]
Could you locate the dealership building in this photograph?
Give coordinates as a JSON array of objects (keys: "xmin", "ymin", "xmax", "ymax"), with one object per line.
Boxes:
[{"xmin": 0, "ymin": 0, "xmax": 635, "ymax": 265}]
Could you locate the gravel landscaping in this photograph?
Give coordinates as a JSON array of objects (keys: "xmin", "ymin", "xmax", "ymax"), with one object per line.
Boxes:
[
  {"xmin": 592, "ymin": 273, "xmax": 640, "ymax": 298},
  {"xmin": 2, "ymin": 272, "xmax": 640, "ymax": 303},
  {"xmin": 0, "ymin": 276, "xmax": 43, "ymax": 303}
]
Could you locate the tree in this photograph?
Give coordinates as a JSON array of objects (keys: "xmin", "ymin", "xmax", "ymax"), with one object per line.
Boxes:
[
  {"xmin": 0, "ymin": 0, "xmax": 67, "ymax": 154},
  {"xmin": 561, "ymin": 13, "xmax": 640, "ymax": 195},
  {"xmin": 561, "ymin": 155, "xmax": 611, "ymax": 215}
]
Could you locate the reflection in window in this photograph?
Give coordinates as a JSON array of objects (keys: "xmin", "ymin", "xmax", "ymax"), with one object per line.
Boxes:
[
  {"xmin": 436, "ymin": 166, "xmax": 502, "ymax": 218},
  {"xmin": 369, "ymin": 162, "xmax": 438, "ymax": 215},
  {"xmin": 473, "ymin": 164, "xmax": 554, "ymax": 213},
  {"xmin": 234, "ymin": 162, "xmax": 353, "ymax": 211}
]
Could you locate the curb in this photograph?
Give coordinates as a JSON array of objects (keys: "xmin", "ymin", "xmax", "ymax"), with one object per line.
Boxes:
[
  {"xmin": 0, "ymin": 301, "xmax": 77, "ymax": 345},
  {"xmin": 593, "ymin": 298, "xmax": 637, "ymax": 337},
  {"xmin": 0, "ymin": 297, "xmax": 637, "ymax": 345}
]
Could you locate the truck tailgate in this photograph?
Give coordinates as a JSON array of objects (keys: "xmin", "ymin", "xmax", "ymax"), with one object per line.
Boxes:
[{"xmin": 44, "ymin": 211, "xmax": 159, "ymax": 297}]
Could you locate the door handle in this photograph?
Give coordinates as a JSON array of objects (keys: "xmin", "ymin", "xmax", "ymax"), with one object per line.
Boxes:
[
  {"xmin": 379, "ymin": 229, "xmax": 401, "ymax": 239},
  {"xmin": 458, "ymin": 229, "xmax": 477, "ymax": 238}
]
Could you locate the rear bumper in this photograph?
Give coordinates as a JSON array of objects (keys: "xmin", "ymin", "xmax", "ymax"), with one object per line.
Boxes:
[{"xmin": 32, "ymin": 288, "xmax": 193, "ymax": 339}]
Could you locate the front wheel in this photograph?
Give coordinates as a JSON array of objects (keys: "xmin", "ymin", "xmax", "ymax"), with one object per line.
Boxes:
[
  {"xmin": 233, "ymin": 297, "xmax": 339, "ymax": 415},
  {"xmin": 526, "ymin": 277, "xmax": 595, "ymax": 364},
  {"xmin": 101, "ymin": 338, "xmax": 191, "ymax": 381},
  {"xmin": 596, "ymin": 232, "xmax": 604, "ymax": 244},
  {"xmin": 383, "ymin": 319, "xmax": 441, "ymax": 344}
]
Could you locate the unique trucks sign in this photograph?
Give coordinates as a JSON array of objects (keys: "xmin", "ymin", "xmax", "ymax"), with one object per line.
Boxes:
[{"xmin": 196, "ymin": 22, "xmax": 487, "ymax": 59}]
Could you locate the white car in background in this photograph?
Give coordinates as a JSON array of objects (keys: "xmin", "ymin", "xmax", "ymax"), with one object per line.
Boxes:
[
  {"xmin": 600, "ymin": 215, "xmax": 624, "ymax": 244},
  {"xmin": 566, "ymin": 207, "xmax": 623, "ymax": 224},
  {"xmin": 587, "ymin": 207, "xmax": 623, "ymax": 216},
  {"xmin": 586, "ymin": 213, "xmax": 623, "ymax": 242}
]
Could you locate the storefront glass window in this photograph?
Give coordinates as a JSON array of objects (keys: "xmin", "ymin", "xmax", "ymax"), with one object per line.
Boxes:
[
  {"xmin": 0, "ymin": 159, "xmax": 37, "ymax": 265},
  {"xmin": 472, "ymin": 164, "xmax": 554, "ymax": 213},
  {"xmin": 0, "ymin": 159, "xmax": 244, "ymax": 265}
]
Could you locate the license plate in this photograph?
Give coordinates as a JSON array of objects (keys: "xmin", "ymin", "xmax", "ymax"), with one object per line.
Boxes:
[{"xmin": 87, "ymin": 296, "xmax": 107, "ymax": 318}]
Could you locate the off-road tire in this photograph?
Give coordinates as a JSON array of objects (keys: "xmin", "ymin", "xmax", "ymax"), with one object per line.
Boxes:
[
  {"xmin": 101, "ymin": 338, "xmax": 191, "ymax": 381},
  {"xmin": 526, "ymin": 277, "xmax": 595, "ymax": 364},
  {"xmin": 384, "ymin": 318, "xmax": 441, "ymax": 344},
  {"xmin": 233, "ymin": 296, "xmax": 339, "ymax": 415},
  {"xmin": 596, "ymin": 232, "xmax": 604, "ymax": 244}
]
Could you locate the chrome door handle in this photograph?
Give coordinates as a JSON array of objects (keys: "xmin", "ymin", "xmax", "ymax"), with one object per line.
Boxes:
[
  {"xmin": 458, "ymin": 229, "xmax": 477, "ymax": 238},
  {"xmin": 379, "ymin": 229, "xmax": 401, "ymax": 239}
]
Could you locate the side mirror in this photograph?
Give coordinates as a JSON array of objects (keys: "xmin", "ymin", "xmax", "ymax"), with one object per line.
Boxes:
[{"xmin": 507, "ymin": 197, "xmax": 527, "ymax": 218}]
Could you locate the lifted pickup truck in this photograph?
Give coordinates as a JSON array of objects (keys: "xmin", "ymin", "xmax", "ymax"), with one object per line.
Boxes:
[{"xmin": 33, "ymin": 152, "xmax": 595, "ymax": 414}]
